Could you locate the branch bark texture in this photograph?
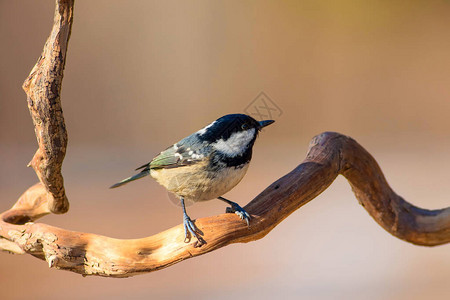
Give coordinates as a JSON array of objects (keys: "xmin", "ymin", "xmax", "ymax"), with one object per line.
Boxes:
[
  {"xmin": 22, "ymin": 0, "xmax": 74, "ymax": 214},
  {"xmin": 0, "ymin": 0, "xmax": 449, "ymax": 278}
]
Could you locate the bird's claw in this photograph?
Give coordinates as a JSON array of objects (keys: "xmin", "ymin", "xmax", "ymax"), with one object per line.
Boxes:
[
  {"xmin": 235, "ymin": 210, "xmax": 251, "ymax": 226},
  {"xmin": 183, "ymin": 215, "xmax": 205, "ymax": 247},
  {"xmin": 225, "ymin": 204, "xmax": 251, "ymax": 226}
]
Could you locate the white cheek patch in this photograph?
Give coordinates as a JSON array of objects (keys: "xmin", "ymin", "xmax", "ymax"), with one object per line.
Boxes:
[
  {"xmin": 212, "ymin": 128, "xmax": 256, "ymax": 157},
  {"xmin": 197, "ymin": 121, "xmax": 216, "ymax": 135}
]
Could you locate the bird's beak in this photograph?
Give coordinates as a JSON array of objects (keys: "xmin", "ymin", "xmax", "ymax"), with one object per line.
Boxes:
[{"xmin": 258, "ymin": 120, "xmax": 275, "ymax": 129}]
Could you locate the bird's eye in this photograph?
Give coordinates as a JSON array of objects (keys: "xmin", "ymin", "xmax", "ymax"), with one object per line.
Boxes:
[{"xmin": 241, "ymin": 123, "xmax": 249, "ymax": 130}]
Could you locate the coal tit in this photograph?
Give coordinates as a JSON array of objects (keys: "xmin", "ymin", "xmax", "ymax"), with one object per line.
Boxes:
[{"xmin": 111, "ymin": 113, "xmax": 274, "ymax": 245}]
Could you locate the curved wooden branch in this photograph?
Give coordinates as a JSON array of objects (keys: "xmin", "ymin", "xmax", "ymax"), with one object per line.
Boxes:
[
  {"xmin": 22, "ymin": 0, "xmax": 73, "ymax": 214},
  {"xmin": 0, "ymin": 0, "xmax": 448, "ymax": 278},
  {"xmin": 1, "ymin": 132, "xmax": 449, "ymax": 276}
]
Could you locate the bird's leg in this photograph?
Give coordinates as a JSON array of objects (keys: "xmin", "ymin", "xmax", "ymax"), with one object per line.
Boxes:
[
  {"xmin": 181, "ymin": 197, "xmax": 205, "ymax": 246},
  {"xmin": 218, "ymin": 196, "xmax": 251, "ymax": 226}
]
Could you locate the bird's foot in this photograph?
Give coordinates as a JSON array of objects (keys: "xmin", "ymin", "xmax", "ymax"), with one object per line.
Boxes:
[
  {"xmin": 225, "ymin": 203, "xmax": 251, "ymax": 226},
  {"xmin": 183, "ymin": 215, "xmax": 205, "ymax": 247}
]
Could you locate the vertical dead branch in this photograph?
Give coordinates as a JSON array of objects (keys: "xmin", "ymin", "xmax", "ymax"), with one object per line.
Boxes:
[{"xmin": 22, "ymin": 0, "xmax": 74, "ymax": 214}]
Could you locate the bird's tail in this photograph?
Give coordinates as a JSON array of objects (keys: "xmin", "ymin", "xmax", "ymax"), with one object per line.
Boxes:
[{"xmin": 110, "ymin": 170, "xmax": 150, "ymax": 189}]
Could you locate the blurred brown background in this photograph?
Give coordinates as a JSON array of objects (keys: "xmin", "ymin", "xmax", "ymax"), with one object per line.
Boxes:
[{"xmin": 1, "ymin": 1, "xmax": 449, "ymax": 299}]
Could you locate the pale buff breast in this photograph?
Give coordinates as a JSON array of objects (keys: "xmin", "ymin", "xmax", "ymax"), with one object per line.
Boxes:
[{"xmin": 150, "ymin": 161, "xmax": 250, "ymax": 202}]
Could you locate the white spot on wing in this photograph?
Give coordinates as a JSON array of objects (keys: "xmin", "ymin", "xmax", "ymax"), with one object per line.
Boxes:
[
  {"xmin": 197, "ymin": 121, "xmax": 216, "ymax": 135},
  {"xmin": 174, "ymin": 153, "xmax": 183, "ymax": 161},
  {"xmin": 191, "ymin": 153, "xmax": 204, "ymax": 160},
  {"xmin": 212, "ymin": 128, "xmax": 256, "ymax": 157}
]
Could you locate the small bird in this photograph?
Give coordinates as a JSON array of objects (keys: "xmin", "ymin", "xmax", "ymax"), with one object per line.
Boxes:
[{"xmin": 111, "ymin": 113, "xmax": 274, "ymax": 245}]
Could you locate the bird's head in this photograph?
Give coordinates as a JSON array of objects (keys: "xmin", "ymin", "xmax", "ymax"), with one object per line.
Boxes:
[{"xmin": 197, "ymin": 114, "xmax": 274, "ymax": 158}]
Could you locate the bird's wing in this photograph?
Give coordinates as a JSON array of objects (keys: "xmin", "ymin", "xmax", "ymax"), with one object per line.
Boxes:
[{"xmin": 147, "ymin": 135, "xmax": 207, "ymax": 169}]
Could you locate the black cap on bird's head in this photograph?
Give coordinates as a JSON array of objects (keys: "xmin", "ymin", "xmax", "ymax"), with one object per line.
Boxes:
[
  {"xmin": 194, "ymin": 113, "xmax": 274, "ymax": 167},
  {"xmin": 196, "ymin": 114, "xmax": 274, "ymax": 143}
]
